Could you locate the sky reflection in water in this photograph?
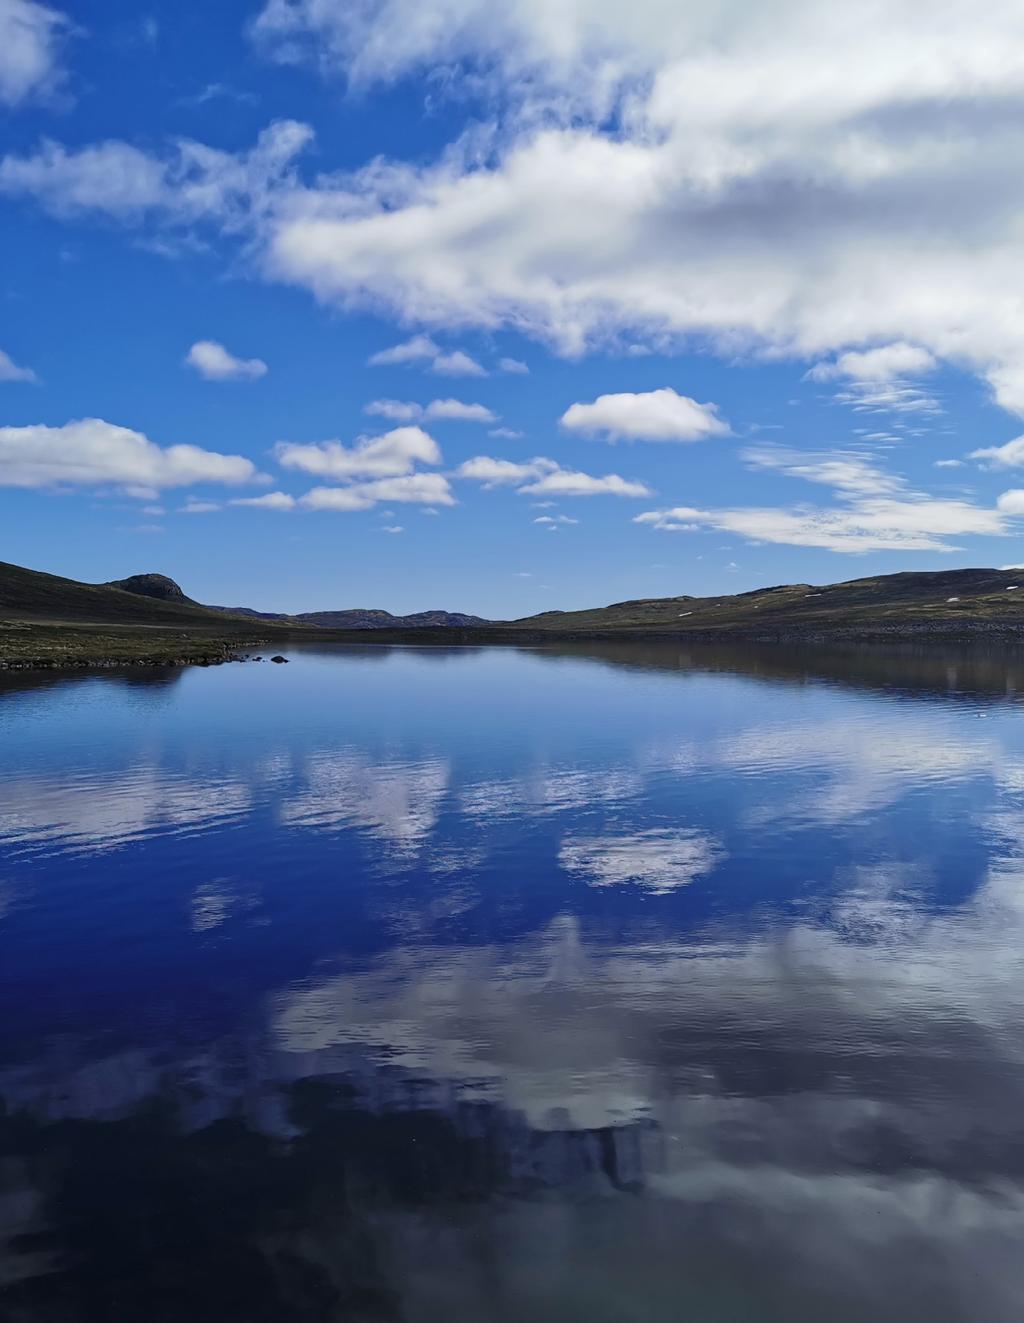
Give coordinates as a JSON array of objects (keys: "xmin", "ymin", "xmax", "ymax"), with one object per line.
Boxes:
[{"xmin": 2, "ymin": 642, "xmax": 1024, "ymax": 1321}]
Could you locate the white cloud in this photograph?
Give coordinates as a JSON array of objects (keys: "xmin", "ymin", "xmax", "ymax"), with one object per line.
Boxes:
[
  {"xmin": 636, "ymin": 444, "xmax": 1010, "ymax": 552},
  {"xmin": 935, "ymin": 459, "xmax": 965, "ymax": 468},
  {"xmin": 499, "ymin": 357, "xmax": 529, "ymax": 374},
  {"xmin": 432, "ymin": 349, "xmax": 486, "ymax": 376},
  {"xmin": 535, "ymin": 514, "xmax": 578, "ymax": 525},
  {"xmin": 180, "ymin": 499, "xmax": 221, "ymax": 513},
  {"xmin": 381, "ymin": 524, "xmax": 404, "ymax": 533},
  {"xmin": 230, "ymin": 491, "xmax": 296, "ymax": 509},
  {"xmin": 363, "ymin": 397, "xmax": 497, "ymax": 423},
  {"xmin": 972, "ymin": 436, "xmax": 1024, "ymax": 468},
  {"xmin": 0, "ymin": 347, "xmax": 37, "ymax": 382},
  {"xmin": 368, "ymin": 334, "xmax": 439, "ymax": 366},
  {"xmin": 997, "ymin": 490, "xmax": 1024, "ymax": 515},
  {"xmin": 807, "ymin": 343, "xmax": 941, "ymax": 415},
  {"xmin": 10, "ymin": 3, "xmax": 1024, "ymax": 421},
  {"xmin": 0, "ymin": 0, "xmax": 65, "ymax": 107},
  {"xmin": 521, "ymin": 468, "xmax": 651, "ymax": 497},
  {"xmin": 300, "ymin": 472, "xmax": 455, "ymax": 510},
  {"xmin": 636, "ymin": 499, "xmax": 1006, "ymax": 553},
  {"xmin": 367, "ymin": 336, "xmax": 486, "ymax": 377},
  {"xmin": 561, "ymin": 387, "xmax": 728, "ymax": 442},
  {"xmin": 807, "ymin": 343, "xmax": 937, "ymax": 384},
  {"xmin": 251, "ymin": 2, "xmax": 1024, "ymax": 415},
  {"xmin": 364, "ymin": 398, "xmax": 423, "ymax": 422},
  {"xmin": 0, "ymin": 418, "xmax": 263, "ymax": 491},
  {"xmin": 456, "ymin": 453, "xmax": 651, "ymax": 497},
  {"xmin": 490, "ymin": 426, "xmax": 524, "ymax": 439},
  {"xmin": 455, "ymin": 456, "xmax": 554, "ymax": 486},
  {"xmin": 185, "ymin": 340, "xmax": 267, "ymax": 381},
  {"xmin": 0, "ymin": 119, "xmax": 313, "ymax": 221},
  {"xmin": 742, "ymin": 446, "xmax": 903, "ymax": 497},
  {"xmin": 276, "ymin": 425, "xmax": 441, "ymax": 479},
  {"xmin": 424, "ymin": 398, "xmax": 496, "ymax": 422}
]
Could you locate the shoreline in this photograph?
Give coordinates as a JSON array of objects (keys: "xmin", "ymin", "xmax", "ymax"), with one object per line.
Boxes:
[{"xmin": 4, "ymin": 616, "xmax": 1024, "ymax": 671}]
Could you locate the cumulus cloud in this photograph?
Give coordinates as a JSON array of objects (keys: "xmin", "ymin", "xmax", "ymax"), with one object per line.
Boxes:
[
  {"xmin": 368, "ymin": 334, "xmax": 439, "ymax": 367},
  {"xmin": 499, "ymin": 357, "xmax": 529, "ymax": 374},
  {"xmin": 0, "ymin": 118, "xmax": 314, "ymax": 222},
  {"xmin": 432, "ymin": 349, "xmax": 486, "ymax": 376},
  {"xmin": 365, "ymin": 398, "xmax": 497, "ymax": 423},
  {"xmin": 11, "ymin": 3, "xmax": 1024, "ymax": 420},
  {"xmin": 996, "ymin": 490, "xmax": 1024, "ymax": 515},
  {"xmin": 368, "ymin": 336, "xmax": 485, "ymax": 376},
  {"xmin": 522, "ymin": 469, "xmax": 651, "ymax": 497},
  {"xmin": 0, "ymin": 418, "xmax": 263, "ymax": 491},
  {"xmin": 808, "ymin": 343, "xmax": 938, "ymax": 384},
  {"xmin": 230, "ymin": 491, "xmax": 296, "ymax": 509},
  {"xmin": 185, "ymin": 340, "xmax": 267, "ymax": 381},
  {"xmin": 425, "ymin": 398, "xmax": 495, "ymax": 421},
  {"xmin": 535, "ymin": 514, "xmax": 578, "ymax": 525},
  {"xmin": 180, "ymin": 499, "xmax": 221, "ymax": 513},
  {"xmin": 300, "ymin": 473, "xmax": 455, "ymax": 510},
  {"xmin": 276, "ymin": 425, "xmax": 441, "ymax": 479},
  {"xmin": 971, "ymin": 436, "xmax": 1024, "ymax": 469},
  {"xmin": 456, "ymin": 454, "xmax": 651, "ymax": 497},
  {"xmin": 248, "ymin": 1, "xmax": 1024, "ymax": 414},
  {"xmin": 561, "ymin": 387, "xmax": 728, "ymax": 442},
  {"xmin": 455, "ymin": 456, "xmax": 549, "ymax": 487},
  {"xmin": 0, "ymin": 347, "xmax": 37, "ymax": 382},
  {"xmin": 363, "ymin": 398, "xmax": 424, "ymax": 422},
  {"xmin": 0, "ymin": 0, "xmax": 66, "ymax": 107}
]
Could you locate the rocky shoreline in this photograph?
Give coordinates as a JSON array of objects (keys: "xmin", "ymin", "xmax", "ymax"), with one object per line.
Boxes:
[{"xmin": 0, "ymin": 651, "xmax": 290, "ymax": 672}]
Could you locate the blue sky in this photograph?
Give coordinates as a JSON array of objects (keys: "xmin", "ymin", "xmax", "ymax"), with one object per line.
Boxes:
[{"xmin": 3, "ymin": 0, "xmax": 1024, "ymax": 615}]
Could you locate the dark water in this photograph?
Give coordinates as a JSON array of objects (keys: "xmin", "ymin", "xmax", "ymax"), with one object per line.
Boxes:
[{"xmin": 3, "ymin": 641, "xmax": 1024, "ymax": 1321}]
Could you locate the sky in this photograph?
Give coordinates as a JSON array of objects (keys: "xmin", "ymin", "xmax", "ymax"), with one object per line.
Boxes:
[{"xmin": 3, "ymin": 0, "xmax": 1024, "ymax": 616}]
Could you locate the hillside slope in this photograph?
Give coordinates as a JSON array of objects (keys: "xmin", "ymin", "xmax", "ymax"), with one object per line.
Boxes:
[
  {"xmin": 0, "ymin": 560, "xmax": 254, "ymax": 626},
  {"xmin": 514, "ymin": 569, "xmax": 1024, "ymax": 637}
]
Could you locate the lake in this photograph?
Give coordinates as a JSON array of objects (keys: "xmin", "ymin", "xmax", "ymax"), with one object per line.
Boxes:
[{"xmin": 3, "ymin": 640, "xmax": 1024, "ymax": 1321}]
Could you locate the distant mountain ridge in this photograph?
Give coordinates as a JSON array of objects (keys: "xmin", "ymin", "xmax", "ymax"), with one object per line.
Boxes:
[
  {"xmin": 102, "ymin": 570, "xmax": 490, "ymax": 628},
  {"xmin": 6, "ymin": 560, "xmax": 1024, "ymax": 650}
]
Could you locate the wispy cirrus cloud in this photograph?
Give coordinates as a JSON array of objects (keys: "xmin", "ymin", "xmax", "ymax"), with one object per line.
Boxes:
[{"xmin": 637, "ymin": 445, "xmax": 1008, "ymax": 553}]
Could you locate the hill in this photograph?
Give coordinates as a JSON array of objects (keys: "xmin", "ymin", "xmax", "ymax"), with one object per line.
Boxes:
[
  {"xmin": 0, "ymin": 560, "xmax": 250, "ymax": 627},
  {"xmin": 512, "ymin": 568, "xmax": 1024, "ymax": 640},
  {"xmin": 296, "ymin": 608, "xmax": 490, "ymax": 629},
  {"xmin": 0, "ymin": 560, "xmax": 286, "ymax": 667}
]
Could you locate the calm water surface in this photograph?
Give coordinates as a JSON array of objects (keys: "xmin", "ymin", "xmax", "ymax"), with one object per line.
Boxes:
[{"xmin": 3, "ymin": 641, "xmax": 1024, "ymax": 1321}]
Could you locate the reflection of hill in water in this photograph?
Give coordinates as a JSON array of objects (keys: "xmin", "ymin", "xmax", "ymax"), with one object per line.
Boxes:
[
  {"xmin": 8, "ymin": 641, "xmax": 1024, "ymax": 704},
  {"xmin": 525, "ymin": 640, "xmax": 1024, "ymax": 702},
  {"xmin": 0, "ymin": 665, "xmax": 187, "ymax": 702},
  {"xmin": 293, "ymin": 639, "xmax": 1024, "ymax": 703}
]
